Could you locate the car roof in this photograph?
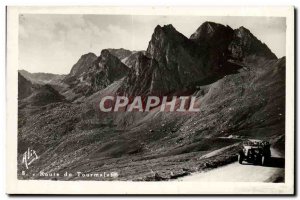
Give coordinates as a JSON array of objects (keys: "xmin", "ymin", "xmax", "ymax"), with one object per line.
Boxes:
[
  {"xmin": 242, "ymin": 139, "xmax": 269, "ymax": 146},
  {"xmin": 248, "ymin": 139, "xmax": 263, "ymax": 142}
]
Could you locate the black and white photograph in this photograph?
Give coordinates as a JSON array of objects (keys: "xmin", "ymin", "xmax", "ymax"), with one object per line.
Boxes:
[{"xmin": 5, "ymin": 6, "xmax": 295, "ymax": 194}]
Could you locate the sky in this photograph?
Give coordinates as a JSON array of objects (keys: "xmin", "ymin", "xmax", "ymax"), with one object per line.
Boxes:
[{"xmin": 19, "ymin": 15, "xmax": 286, "ymax": 75}]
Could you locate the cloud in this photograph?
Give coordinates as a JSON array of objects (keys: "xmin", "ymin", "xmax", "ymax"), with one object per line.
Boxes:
[{"xmin": 19, "ymin": 14, "xmax": 134, "ymax": 74}]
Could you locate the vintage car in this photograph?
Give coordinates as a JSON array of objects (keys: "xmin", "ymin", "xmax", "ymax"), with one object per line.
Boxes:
[{"xmin": 238, "ymin": 139, "xmax": 271, "ymax": 166}]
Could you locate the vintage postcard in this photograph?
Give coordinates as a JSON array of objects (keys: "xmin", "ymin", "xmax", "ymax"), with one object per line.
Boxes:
[{"xmin": 6, "ymin": 6, "xmax": 294, "ymax": 194}]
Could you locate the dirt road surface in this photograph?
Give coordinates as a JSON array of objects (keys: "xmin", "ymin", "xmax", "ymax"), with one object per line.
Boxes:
[{"xmin": 179, "ymin": 148, "xmax": 284, "ymax": 182}]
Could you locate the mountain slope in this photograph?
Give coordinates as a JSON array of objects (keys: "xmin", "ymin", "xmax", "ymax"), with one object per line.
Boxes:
[
  {"xmin": 18, "ymin": 73, "xmax": 34, "ymax": 99},
  {"xmin": 21, "ymin": 84, "xmax": 66, "ymax": 106},
  {"xmin": 17, "ymin": 21, "xmax": 285, "ymax": 181},
  {"xmin": 19, "ymin": 69, "xmax": 66, "ymax": 85}
]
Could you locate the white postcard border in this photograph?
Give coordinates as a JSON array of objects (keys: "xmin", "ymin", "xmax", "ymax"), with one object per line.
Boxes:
[{"xmin": 6, "ymin": 6, "xmax": 294, "ymax": 194}]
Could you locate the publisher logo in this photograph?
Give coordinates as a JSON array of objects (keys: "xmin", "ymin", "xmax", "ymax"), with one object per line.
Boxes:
[{"xmin": 22, "ymin": 147, "xmax": 39, "ymax": 169}]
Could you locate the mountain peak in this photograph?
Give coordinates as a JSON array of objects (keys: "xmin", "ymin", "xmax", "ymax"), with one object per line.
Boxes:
[
  {"xmin": 147, "ymin": 24, "xmax": 190, "ymax": 57},
  {"xmin": 67, "ymin": 52, "xmax": 98, "ymax": 78},
  {"xmin": 235, "ymin": 26, "xmax": 255, "ymax": 39},
  {"xmin": 129, "ymin": 22, "xmax": 231, "ymax": 97},
  {"xmin": 152, "ymin": 24, "xmax": 179, "ymax": 39},
  {"xmin": 81, "ymin": 52, "xmax": 97, "ymax": 59},
  {"xmin": 190, "ymin": 21, "xmax": 233, "ymax": 43},
  {"xmin": 238, "ymin": 26, "xmax": 250, "ymax": 32},
  {"xmin": 100, "ymin": 49, "xmax": 111, "ymax": 57},
  {"xmin": 198, "ymin": 21, "xmax": 227, "ymax": 32},
  {"xmin": 154, "ymin": 24, "xmax": 175, "ymax": 32},
  {"xmin": 229, "ymin": 26, "xmax": 277, "ymax": 60}
]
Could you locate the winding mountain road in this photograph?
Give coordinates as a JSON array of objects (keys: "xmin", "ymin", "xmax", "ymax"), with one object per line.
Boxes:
[{"xmin": 179, "ymin": 148, "xmax": 284, "ymax": 182}]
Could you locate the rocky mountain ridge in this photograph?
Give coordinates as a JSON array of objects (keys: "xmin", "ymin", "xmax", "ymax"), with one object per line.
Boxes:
[
  {"xmin": 18, "ymin": 21, "xmax": 285, "ymax": 181},
  {"xmin": 62, "ymin": 49, "xmax": 129, "ymax": 99},
  {"xmin": 118, "ymin": 22, "xmax": 278, "ymax": 98},
  {"xmin": 20, "ymin": 22, "xmax": 278, "ymax": 100}
]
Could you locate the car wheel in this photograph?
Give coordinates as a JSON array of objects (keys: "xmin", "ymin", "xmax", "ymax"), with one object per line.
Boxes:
[
  {"xmin": 261, "ymin": 156, "xmax": 266, "ymax": 166},
  {"xmin": 238, "ymin": 154, "xmax": 243, "ymax": 164}
]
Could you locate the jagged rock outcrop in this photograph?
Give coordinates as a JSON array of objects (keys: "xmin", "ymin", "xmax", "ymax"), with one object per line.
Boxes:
[
  {"xmin": 122, "ymin": 51, "xmax": 146, "ymax": 68},
  {"xmin": 107, "ymin": 48, "xmax": 133, "ymax": 61},
  {"xmin": 190, "ymin": 21, "xmax": 234, "ymax": 51},
  {"xmin": 118, "ymin": 52, "xmax": 159, "ymax": 96},
  {"xmin": 119, "ymin": 24, "xmax": 236, "ymax": 97},
  {"xmin": 228, "ymin": 26, "xmax": 277, "ymax": 61},
  {"xmin": 64, "ymin": 52, "xmax": 98, "ymax": 84},
  {"xmin": 90, "ymin": 49, "xmax": 129, "ymax": 91},
  {"xmin": 190, "ymin": 22, "xmax": 277, "ymax": 63},
  {"xmin": 64, "ymin": 50, "xmax": 129, "ymax": 97},
  {"xmin": 190, "ymin": 22, "xmax": 234, "ymax": 70}
]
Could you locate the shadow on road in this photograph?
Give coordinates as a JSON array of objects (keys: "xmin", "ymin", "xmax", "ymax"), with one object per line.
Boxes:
[
  {"xmin": 240, "ymin": 157, "xmax": 285, "ymax": 168},
  {"xmin": 265, "ymin": 157, "xmax": 285, "ymax": 168}
]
